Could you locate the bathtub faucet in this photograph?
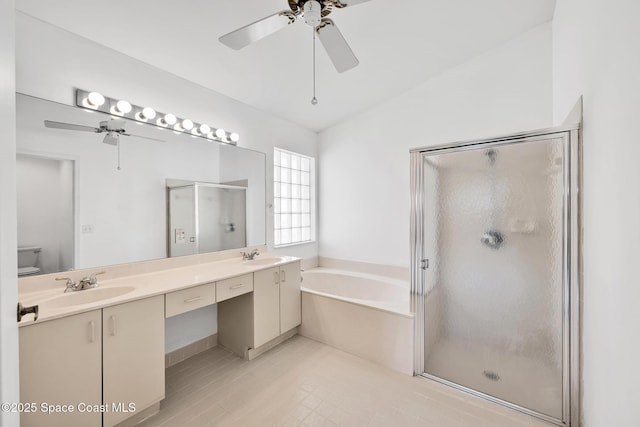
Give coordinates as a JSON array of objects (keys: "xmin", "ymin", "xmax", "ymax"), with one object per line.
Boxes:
[{"xmin": 241, "ymin": 249, "xmax": 260, "ymax": 261}]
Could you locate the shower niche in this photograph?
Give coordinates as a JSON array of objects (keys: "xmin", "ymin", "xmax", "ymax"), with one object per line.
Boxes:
[{"xmin": 167, "ymin": 180, "xmax": 247, "ymax": 257}]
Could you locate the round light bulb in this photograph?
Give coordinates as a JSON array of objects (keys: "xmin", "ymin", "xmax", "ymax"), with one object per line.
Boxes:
[
  {"xmin": 87, "ymin": 92, "xmax": 105, "ymax": 107},
  {"xmin": 199, "ymin": 124, "xmax": 211, "ymax": 135},
  {"xmin": 215, "ymin": 128, "xmax": 226, "ymax": 139},
  {"xmin": 163, "ymin": 114, "xmax": 177, "ymax": 126},
  {"xmin": 116, "ymin": 100, "xmax": 132, "ymax": 114},
  {"xmin": 229, "ymin": 132, "xmax": 240, "ymax": 143},
  {"xmin": 141, "ymin": 107, "xmax": 156, "ymax": 120},
  {"xmin": 181, "ymin": 119, "xmax": 194, "ymax": 131}
]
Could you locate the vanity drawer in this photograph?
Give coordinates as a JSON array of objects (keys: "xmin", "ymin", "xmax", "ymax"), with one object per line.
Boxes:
[
  {"xmin": 216, "ymin": 273, "xmax": 253, "ymax": 302},
  {"xmin": 166, "ymin": 282, "xmax": 216, "ymax": 318}
]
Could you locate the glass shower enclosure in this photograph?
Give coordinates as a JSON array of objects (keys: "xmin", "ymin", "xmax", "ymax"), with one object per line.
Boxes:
[{"xmin": 410, "ymin": 127, "xmax": 580, "ymax": 426}]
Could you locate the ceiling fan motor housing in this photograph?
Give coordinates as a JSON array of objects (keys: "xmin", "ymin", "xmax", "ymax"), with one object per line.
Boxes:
[{"xmin": 303, "ymin": 1, "xmax": 322, "ymax": 26}]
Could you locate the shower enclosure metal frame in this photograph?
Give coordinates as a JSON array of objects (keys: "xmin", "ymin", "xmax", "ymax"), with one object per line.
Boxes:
[{"xmin": 410, "ymin": 125, "xmax": 581, "ymax": 426}]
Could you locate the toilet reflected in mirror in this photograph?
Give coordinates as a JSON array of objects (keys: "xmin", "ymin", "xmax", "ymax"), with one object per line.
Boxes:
[{"xmin": 17, "ymin": 246, "xmax": 42, "ymax": 277}]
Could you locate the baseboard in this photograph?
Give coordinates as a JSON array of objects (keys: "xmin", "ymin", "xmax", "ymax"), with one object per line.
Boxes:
[
  {"xmin": 114, "ymin": 401, "xmax": 160, "ymax": 427},
  {"xmin": 246, "ymin": 328, "xmax": 299, "ymax": 361},
  {"xmin": 165, "ymin": 333, "xmax": 218, "ymax": 368}
]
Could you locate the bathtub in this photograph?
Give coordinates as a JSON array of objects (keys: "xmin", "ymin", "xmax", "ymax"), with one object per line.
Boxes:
[{"xmin": 299, "ymin": 268, "xmax": 414, "ymax": 375}]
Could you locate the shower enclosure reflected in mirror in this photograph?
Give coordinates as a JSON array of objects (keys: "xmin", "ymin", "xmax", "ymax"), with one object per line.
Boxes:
[
  {"xmin": 167, "ymin": 180, "xmax": 247, "ymax": 257},
  {"xmin": 16, "ymin": 93, "xmax": 266, "ymax": 276},
  {"xmin": 411, "ymin": 127, "xmax": 580, "ymax": 426}
]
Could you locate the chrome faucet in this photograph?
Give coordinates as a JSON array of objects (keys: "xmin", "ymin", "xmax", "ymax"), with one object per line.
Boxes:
[
  {"xmin": 56, "ymin": 271, "xmax": 105, "ymax": 293},
  {"xmin": 241, "ymin": 249, "xmax": 260, "ymax": 260},
  {"xmin": 56, "ymin": 277, "xmax": 78, "ymax": 293}
]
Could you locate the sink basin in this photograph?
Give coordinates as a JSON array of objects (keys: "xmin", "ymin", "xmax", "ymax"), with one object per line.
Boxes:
[
  {"xmin": 243, "ymin": 257, "xmax": 285, "ymax": 266},
  {"xmin": 42, "ymin": 286, "xmax": 136, "ymax": 308}
]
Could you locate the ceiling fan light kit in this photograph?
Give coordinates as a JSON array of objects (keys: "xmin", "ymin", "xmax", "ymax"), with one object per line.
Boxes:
[
  {"xmin": 303, "ymin": 1, "xmax": 322, "ymax": 26},
  {"xmin": 75, "ymin": 89, "xmax": 239, "ymax": 145}
]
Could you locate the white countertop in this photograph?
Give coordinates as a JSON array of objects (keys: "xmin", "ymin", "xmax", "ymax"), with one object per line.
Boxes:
[{"xmin": 18, "ymin": 254, "xmax": 300, "ymax": 326}]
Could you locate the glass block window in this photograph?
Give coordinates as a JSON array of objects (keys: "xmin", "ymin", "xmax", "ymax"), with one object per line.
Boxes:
[{"xmin": 274, "ymin": 148, "xmax": 314, "ymax": 247}]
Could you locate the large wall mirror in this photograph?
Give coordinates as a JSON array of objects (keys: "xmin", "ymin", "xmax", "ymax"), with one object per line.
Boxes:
[{"xmin": 16, "ymin": 93, "xmax": 266, "ymax": 277}]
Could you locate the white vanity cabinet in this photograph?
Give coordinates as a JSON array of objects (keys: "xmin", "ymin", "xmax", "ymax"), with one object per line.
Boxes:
[
  {"xmin": 19, "ymin": 296, "xmax": 164, "ymax": 427},
  {"xmin": 253, "ymin": 267, "xmax": 281, "ymax": 348},
  {"xmin": 219, "ymin": 261, "xmax": 302, "ymax": 357},
  {"xmin": 19, "ymin": 310, "xmax": 102, "ymax": 427},
  {"xmin": 18, "ymin": 255, "xmax": 301, "ymax": 425},
  {"xmin": 103, "ymin": 295, "xmax": 165, "ymax": 426},
  {"xmin": 279, "ymin": 262, "xmax": 302, "ymax": 333},
  {"xmin": 253, "ymin": 262, "xmax": 301, "ymax": 347}
]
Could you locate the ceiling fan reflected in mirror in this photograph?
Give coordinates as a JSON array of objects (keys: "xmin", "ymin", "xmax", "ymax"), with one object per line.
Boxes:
[
  {"xmin": 220, "ymin": 0, "xmax": 373, "ymax": 103},
  {"xmin": 44, "ymin": 119, "xmax": 164, "ymax": 170}
]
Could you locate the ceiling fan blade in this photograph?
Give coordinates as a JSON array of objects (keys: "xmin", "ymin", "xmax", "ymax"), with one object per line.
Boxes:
[
  {"xmin": 219, "ymin": 11, "xmax": 296, "ymax": 50},
  {"xmin": 122, "ymin": 133, "xmax": 165, "ymax": 143},
  {"xmin": 316, "ymin": 19, "xmax": 359, "ymax": 73},
  {"xmin": 341, "ymin": 0, "xmax": 373, "ymax": 6},
  {"xmin": 44, "ymin": 120, "xmax": 100, "ymax": 133}
]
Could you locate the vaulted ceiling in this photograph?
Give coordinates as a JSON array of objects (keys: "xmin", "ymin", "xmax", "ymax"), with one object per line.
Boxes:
[{"xmin": 16, "ymin": 0, "xmax": 556, "ymax": 131}]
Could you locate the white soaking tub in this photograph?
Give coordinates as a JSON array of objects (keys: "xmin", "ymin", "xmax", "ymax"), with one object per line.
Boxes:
[{"xmin": 299, "ymin": 268, "xmax": 414, "ymax": 375}]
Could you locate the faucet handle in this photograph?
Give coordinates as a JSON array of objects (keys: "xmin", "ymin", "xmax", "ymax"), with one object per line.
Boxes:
[
  {"xmin": 241, "ymin": 249, "xmax": 260, "ymax": 260},
  {"xmin": 88, "ymin": 271, "xmax": 106, "ymax": 281},
  {"xmin": 55, "ymin": 277, "xmax": 77, "ymax": 292},
  {"xmin": 82, "ymin": 271, "xmax": 106, "ymax": 288}
]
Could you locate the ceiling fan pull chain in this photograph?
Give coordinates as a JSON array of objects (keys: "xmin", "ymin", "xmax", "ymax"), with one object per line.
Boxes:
[
  {"xmin": 311, "ymin": 27, "xmax": 318, "ymax": 106},
  {"xmin": 117, "ymin": 134, "xmax": 121, "ymax": 171}
]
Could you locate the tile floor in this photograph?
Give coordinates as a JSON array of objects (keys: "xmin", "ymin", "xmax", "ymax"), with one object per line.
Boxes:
[{"xmin": 141, "ymin": 335, "xmax": 553, "ymax": 427}]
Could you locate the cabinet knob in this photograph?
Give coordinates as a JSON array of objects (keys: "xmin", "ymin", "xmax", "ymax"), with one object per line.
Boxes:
[{"xmin": 17, "ymin": 302, "xmax": 39, "ymax": 322}]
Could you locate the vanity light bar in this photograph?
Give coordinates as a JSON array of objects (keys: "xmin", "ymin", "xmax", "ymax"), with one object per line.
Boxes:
[{"xmin": 75, "ymin": 89, "xmax": 240, "ymax": 145}]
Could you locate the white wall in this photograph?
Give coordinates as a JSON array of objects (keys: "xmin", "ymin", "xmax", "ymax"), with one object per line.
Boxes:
[
  {"xmin": 0, "ymin": 0, "xmax": 20, "ymax": 425},
  {"xmin": 15, "ymin": 13, "xmax": 318, "ymax": 351},
  {"xmin": 318, "ymin": 23, "xmax": 553, "ymax": 267},
  {"xmin": 553, "ymin": 1, "xmax": 640, "ymax": 425}
]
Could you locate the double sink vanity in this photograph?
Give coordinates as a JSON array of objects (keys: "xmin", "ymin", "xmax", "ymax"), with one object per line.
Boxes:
[{"xmin": 17, "ymin": 251, "xmax": 301, "ymax": 427}]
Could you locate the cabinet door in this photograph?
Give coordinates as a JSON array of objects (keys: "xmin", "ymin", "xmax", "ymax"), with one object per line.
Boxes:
[
  {"xmin": 280, "ymin": 262, "xmax": 302, "ymax": 333},
  {"xmin": 103, "ymin": 295, "xmax": 164, "ymax": 427},
  {"xmin": 253, "ymin": 267, "xmax": 280, "ymax": 348},
  {"xmin": 19, "ymin": 310, "xmax": 102, "ymax": 427}
]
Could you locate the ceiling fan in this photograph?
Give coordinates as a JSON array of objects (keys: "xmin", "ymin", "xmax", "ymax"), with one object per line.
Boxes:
[
  {"xmin": 219, "ymin": 0, "xmax": 373, "ymax": 74},
  {"xmin": 44, "ymin": 119, "xmax": 164, "ymax": 146},
  {"xmin": 44, "ymin": 119, "xmax": 164, "ymax": 170}
]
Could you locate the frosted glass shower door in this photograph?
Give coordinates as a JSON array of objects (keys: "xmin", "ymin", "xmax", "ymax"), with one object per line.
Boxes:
[
  {"xmin": 197, "ymin": 185, "xmax": 247, "ymax": 253},
  {"xmin": 421, "ymin": 137, "xmax": 566, "ymax": 421}
]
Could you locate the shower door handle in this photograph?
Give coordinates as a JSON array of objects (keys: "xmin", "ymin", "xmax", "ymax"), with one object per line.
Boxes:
[{"xmin": 421, "ymin": 259, "xmax": 429, "ymax": 270}]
